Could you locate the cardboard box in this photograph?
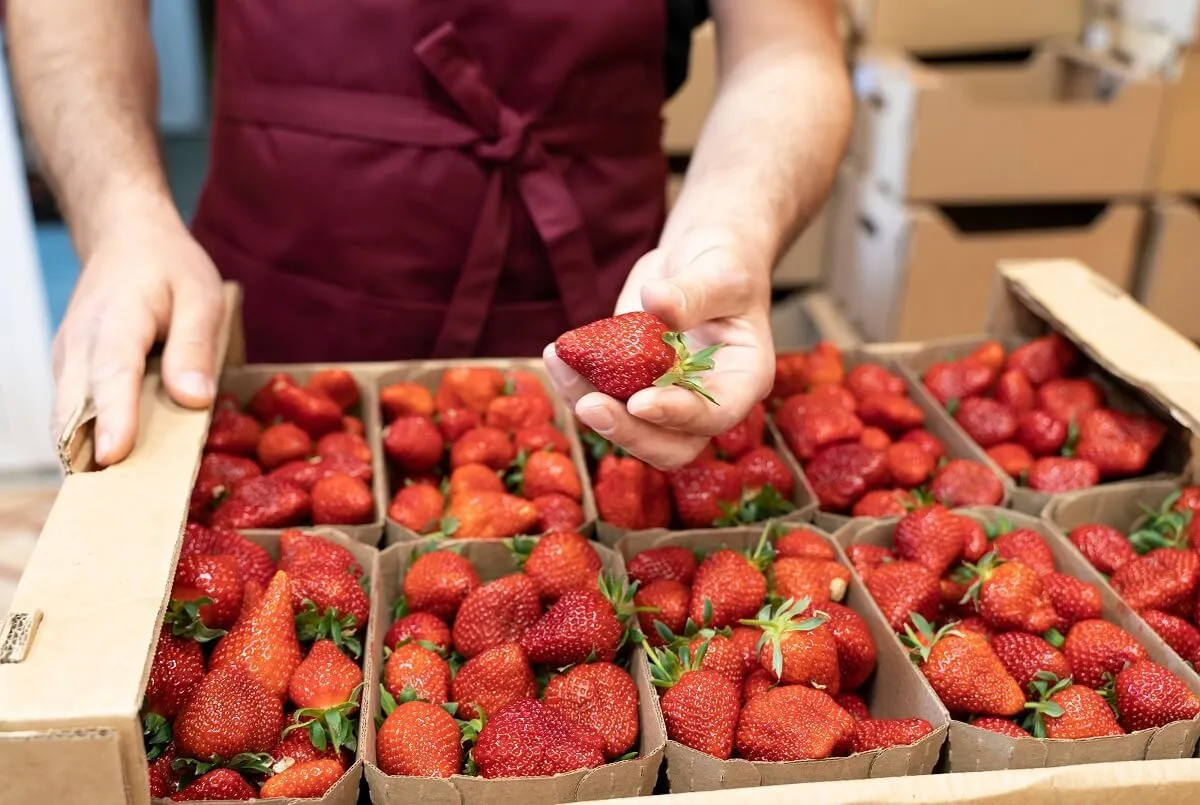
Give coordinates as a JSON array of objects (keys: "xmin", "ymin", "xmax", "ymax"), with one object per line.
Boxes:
[
  {"xmin": 363, "ymin": 538, "xmax": 665, "ymax": 803},
  {"xmin": 374, "ymin": 360, "xmax": 597, "ymax": 544},
  {"xmin": 663, "ymin": 21, "xmax": 716, "ymax": 155},
  {"xmin": 847, "ymin": 0, "xmax": 1086, "ymax": 54},
  {"xmin": 1154, "ymin": 52, "xmax": 1200, "ymax": 194},
  {"xmin": 835, "ymin": 507, "xmax": 1200, "ymax": 772},
  {"xmin": 769, "ymin": 291, "xmax": 862, "ymax": 354},
  {"xmin": 831, "ymin": 174, "xmax": 1143, "ymax": 342},
  {"xmin": 853, "ymin": 41, "xmax": 1165, "ymax": 202},
  {"xmin": 1138, "ymin": 198, "xmax": 1200, "ymax": 343},
  {"xmin": 613, "ymin": 525, "xmax": 949, "ymax": 793}
]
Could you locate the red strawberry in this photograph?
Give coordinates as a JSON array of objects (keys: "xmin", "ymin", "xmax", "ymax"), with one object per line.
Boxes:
[
  {"xmin": 1111, "ymin": 411, "xmax": 1168, "ymax": 455},
  {"xmin": 846, "ymin": 544, "xmax": 895, "ymax": 579},
  {"xmin": 383, "ymin": 415, "xmax": 444, "ymax": 474},
  {"xmin": 852, "ymin": 489, "xmax": 916, "ymax": 518},
  {"xmin": 519, "ymin": 450, "xmax": 583, "ymax": 501},
  {"xmin": 1069, "ymin": 524, "xmax": 1135, "ymax": 575},
  {"xmin": 628, "ymin": 546, "xmax": 698, "ymax": 586},
  {"xmin": 450, "ymin": 426, "xmax": 517, "ymax": 471},
  {"xmin": 713, "ymin": 403, "xmax": 766, "ymax": 460},
  {"xmin": 635, "ymin": 579, "xmax": 690, "ymax": 646},
  {"xmin": 209, "ymin": 571, "xmax": 302, "ymax": 697},
  {"xmin": 922, "ymin": 360, "xmax": 995, "ymax": 406},
  {"xmin": 992, "ymin": 528, "xmax": 1056, "ymax": 577},
  {"xmin": 819, "ymin": 601, "xmax": 878, "ymax": 691},
  {"xmin": 257, "ymin": 422, "xmax": 313, "ymax": 470},
  {"xmin": 863, "ymin": 560, "xmax": 941, "ymax": 632},
  {"xmin": 593, "ymin": 455, "xmax": 670, "ymax": 531},
  {"xmin": 278, "ymin": 529, "xmax": 361, "ymax": 576},
  {"xmin": 388, "ymin": 483, "xmax": 445, "ymax": 534},
  {"xmin": 291, "ymin": 566, "xmax": 371, "ymax": 633},
  {"xmin": 893, "ymin": 505, "xmax": 973, "ymax": 577},
  {"xmin": 968, "ymin": 341, "xmax": 1006, "ymax": 373},
  {"xmin": 852, "ymin": 718, "xmax": 934, "ymax": 752},
  {"xmin": 886, "ymin": 442, "xmax": 936, "ymax": 488},
  {"xmin": 735, "ymin": 684, "xmax": 856, "ymax": 761},
  {"xmin": 1025, "ymin": 678, "xmax": 1122, "ymax": 739},
  {"xmin": 846, "ymin": 363, "xmax": 906, "ymax": 399},
  {"xmin": 311, "ymin": 474, "xmax": 375, "ymax": 525},
  {"xmin": 954, "ymin": 397, "xmax": 1017, "ymax": 448},
  {"xmin": 689, "ymin": 537, "xmax": 771, "ymax": 628},
  {"xmin": 1015, "ymin": 410, "xmax": 1068, "ymax": 457},
  {"xmin": 972, "ymin": 717, "xmax": 1031, "ymax": 739},
  {"xmin": 689, "ymin": 633, "xmax": 746, "ymax": 685},
  {"xmin": 806, "ymin": 342, "xmax": 847, "ymax": 387},
  {"xmin": 1037, "ymin": 378, "xmax": 1103, "ymax": 423},
  {"xmin": 473, "ymin": 698, "xmax": 605, "ymax": 778},
  {"xmin": 1060, "ymin": 619, "xmax": 1150, "ymax": 688},
  {"xmin": 275, "ymin": 383, "xmax": 344, "ymax": 437},
  {"xmin": 995, "ymin": 370, "xmax": 1036, "ymax": 413},
  {"xmin": 649, "ymin": 645, "xmax": 742, "ymax": 759},
  {"xmin": 1026, "ymin": 457, "xmax": 1100, "ymax": 492},
  {"xmin": 306, "ymin": 369, "xmax": 359, "ymax": 410},
  {"xmin": 900, "ymin": 429, "xmax": 945, "ymax": 461},
  {"xmin": 274, "ymin": 726, "xmax": 347, "ymax": 767},
  {"xmin": 288, "ymin": 638, "xmax": 363, "ymax": 709},
  {"xmin": 1111, "ymin": 548, "xmax": 1200, "ymax": 612},
  {"xmin": 1043, "ymin": 572, "xmax": 1102, "ymax": 631},
  {"xmin": 384, "ymin": 642, "xmax": 452, "ymax": 704},
  {"xmin": 385, "ymin": 612, "xmax": 452, "ymax": 653},
  {"xmin": 930, "ymin": 460, "xmax": 1005, "ymax": 507},
  {"xmin": 987, "ymin": 443, "xmax": 1034, "ymax": 480},
  {"xmin": 860, "ymin": 426, "xmax": 893, "ymax": 452},
  {"xmin": 208, "ymin": 527, "xmax": 277, "ymax": 587},
  {"xmin": 448, "ymin": 463, "xmax": 504, "ymax": 499},
  {"xmin": 901, "ymin": 615, "xmax": 1024, "ymax": 717},
  {"xmin": 171, "ymin": 553, "xmax": 245, "ymax": 631},
  {"xmin": 742, "ymin": 668, "xmax": 776, "ymax": 703},
  {"xmin": 485, "ymin": 394, "xmax": 554, "ymax": 431},
  {"xmin": 520, "ymin": 581, "xmax": 629, "ymax": 665},
  {"xmin": 555, "ymin": 311, "xmax": 719, "ymax": 402},
  {"xmin": 778, "ymin": 402, "xmax": 864, "ymax": 461},
  {"xmin": 743, "ymin": 600, "xmax": 840, "ymax": 691},
  {"xmin": 809, "ymin": 384, "xmax": 859, "ymax": 410},
  {"xmin": 451, "ymin": 642, "xmax": 537, "ymax": 720},
  {"xmin": 204, "ymin": 407, "xmax": 262, "ymax": 458},
  {"xmin": 343, "ymin": 415, "xmax": 366, "ymax": 436},
  {"xmin": 515, "ymin": 531, "xmax": 601, "ymax": 603},
  {"xmin": 1112, "ymin": 660, "xmax": 1200, "ymax": 731},
  {"xmin": 269, "ymin": 453, "xmax": 372, "ymax": 492},
  {"xmin": 505, "ymin": 368, "xmax": 552, "ymax": 400},
  {"xmin": 247, "ymin": 372, "xmax": 296, "ymax": 422},
  {"xmin": 667, "ymin": 459, "xmax": 743, "ymax": 528},
  {"xmin": 259, "ymin": 759, "xmax": 343, "ymax": 799},
  {"xmin": 189, "ymin": 454, "xmax": 262, "ymax": 522},
  {"xmin": 375, "ymin": 700, "xmax": 462, "ymax": 778},
  {"xmin": 533, "ymin": 493, "xmax": 585, "ymax": 532},
  {"xmin": 445, "ymin": 491, "xmax": 540, "ymax": 539},
  {"xmin": 437, "ymin": 406, "xmax": 482, "ymax": 443},
  {"xmin": 453, "ymin": 573, "xmax": 542, "ymax": 658},
  {"xmin": 438, "ymin": 367, "xmax": 506, "ymax": 414},
  {"xmin": 381, "ymin": 381, "xmax": 435, "ymax": 420},
  {"xmin": 543, "ymin": 662, "xmax": 640, "ymax": 759},
  {"xmin": 315, "ymin": 431, "xmax": 372, "ymax": 464},
  {"xmin": 773, "ymin": 528, "xmax": 836, "ymax": 561},
  {"xmin": 836, "ymin": 692, "xmax": 871, "ymax": 721},
  {"xmin": 805, "ymin": 443, "xmax": 890, "ymax": 512},
  {"xmin": 147, "ymin": 745, "xmax": 179, "ymax": 798},
  {"xmin": 513, "ymin": 422, "xmax": 569, "ymax": 455},
  {"xmin": 173, "ymin": 664, "xmax": 284, "ymax": 758},
  {"xmin": 961, "ymin": 552, "xmax": 1057, "ymax": 634},
  {"xmin": 1140, "ymin": 610, "xmax": 1200, "ymax": 666},
  {"xmin": 144, "ymin": 631, "xmax": 206, "ymax": 719},
  {"xmin": 857, "ymin": 393, "xmax": 925, "ymax": 434},
  {"xmin": 210, "ymin": 476, "xmax": 310, "ymax": 530},
  {"xmin": 736, "ymin": 446, "xmax": 795, "ymax": 498},
  {"xmin": 957, "ymin": 616, "xmax": 996, "ymax": 642},
  {"xmin": 403, "ymin": 549, "xmax": 481, "ymax": 621},
  {"xmin": 1075, "ymin": 409, "xmax": 1153, "ymax": 478},
  {"xmin": 171, "ymin": 769, "xmax": 258, "ymax": 801},
  {"xmin": 772, "ymin": 557, "xmax": 850, "ymax": 605},
  {"xmin": 1005, "ymin": 334, "xmax": 1078, "ymax": 385},
  {"xmin": 990, "ymin": 632, "xmax": 1072, "ymax": 692}
]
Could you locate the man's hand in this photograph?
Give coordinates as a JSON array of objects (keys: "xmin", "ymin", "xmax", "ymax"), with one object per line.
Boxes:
[
  {"xmin": 545, "ymin": 229, "xmax": 775, "ymax": 470},
  {"xmin": 51, "ymin": 202, "xmax": 225, "ymax": 466}
]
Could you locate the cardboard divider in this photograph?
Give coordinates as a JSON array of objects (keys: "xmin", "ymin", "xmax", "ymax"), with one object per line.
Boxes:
[
  {"xmin": 845, "ymin": 0, "xmax": 1086, "ymax": 54},
  {"xmin": 373, "ymin": 360, "xmax": 598, "ymax": 545},
  {"xmin": 216, "ymin": 365, "xmax": 388, "ymax": 546},
  {"xmin": 613, "ymin": 525, "xmax": 949, "ymax": 793},
  {"xmin": 833, "ymin": 508, "xmax": 1200, "ymax": 772},
  {"xmin": 363, "ymin": 538, "xmax": 665, "ymax": 803}
]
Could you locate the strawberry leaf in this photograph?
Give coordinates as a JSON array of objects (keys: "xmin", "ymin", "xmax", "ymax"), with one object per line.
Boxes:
[
  {"xmin": 142, "ymin": 712, "xmax": 172, "ymax": 761},
  {"xmin": 163, "ymin": 597, "xmax": 227, "ymax": 643}
]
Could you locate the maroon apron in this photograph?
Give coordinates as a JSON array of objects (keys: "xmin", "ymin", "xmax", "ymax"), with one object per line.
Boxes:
[{"xmin": 191, "ymin": 1, "xmax": 669, "ymax": 363}]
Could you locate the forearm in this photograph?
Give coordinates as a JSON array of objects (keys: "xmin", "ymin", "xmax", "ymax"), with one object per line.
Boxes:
[
  {"xmin": 8, "ymin": 0, "xmax": 174, "ymax": 259},
  {"xmin": 663, "ymin": 0, "xmax": 852, "ymax": 280}
]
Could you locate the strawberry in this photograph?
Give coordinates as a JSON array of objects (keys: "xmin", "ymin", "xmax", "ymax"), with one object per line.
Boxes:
[
  {"xmin": 533, "ymin": 493, "xmax": 585, "ymax": 532},
  {"xmin": 144, "ymin": 631, "xmax": 206, "ymax": 719},
  {"xmin": 990, "ymin": 632, "xmax": 1072, "ymax": 692},
  {"xmin": 381, "ymin": 381, "xmax": 435, "ymax": 420},
  {"xmin": 205, "ymin": 407, "xmax": 262, "ymax": 458},
  {"xmin": 810, "ymin": 384, "xmax": 859, "ymax": 410},
  {"xmin": 311, "ymin": 474, "xmax": 375, "ymax": 525},
  {"xmin": 689, "ymin": 534, "xmax": 771, "ymax": 628},
  {"xmin": 343, "ymin": 416, "xmax": 366, "ymax": 436},
  {"xmin": 735, "ymin": 684, "xmax": 856, "ymax": 761},
  {"xmin": 288, "ymin": 639, "xmax": 362, "ymax": 709},
  {"xmin": 857, "ymin": 393, "xmax": 925, "ymax": 435},
  {"xmin": 806, "ymin": 342, "xmax": 846, "ymax": 387},
  {"xmin": 1026, "ymin": 457, "xmax": 1100, "ymax": 492},
  {"xmin": 543, "ymin": 662, "xmax": 640, "ymax": 759},
  {"xmin": 171, "ymin": 554, "xmax": 245, "ymax": 631},
  {"xmin": 735, "ymin": 446, "xmax": 795, "ymax": 499},
  {"xmin": 995, "ymin": 370, "xmax": 1036, "ymax": 413},
  {"xmin": 961, "ymin": 552, "xmax": 1057, "ymax": 634},
  {"xmin": 956, "ymin": 616, "xmax": 996, "ymax": 642},
  {"xmin": 385, "ymin": 612, "xmax": 452, "ymax": 653},
  {"xmin": 893, "ymin": 505, "xmax": 973, "ymax": 577},
  {"xmin": 743, "ymin": 599, "xmax": 839, "ymax": 691},
  {"xmin": 852, "ymin": 489, "xmax": 916, "ymax": 518},
  {"xmin": 376, "ymin": 700, "xmax": 462, "ymax": 777},
  {"xmin": 485, "ymin": 394, "xmax": 554, "ymax": 431},
  {"xmin": 628, "ymin": 546, "xmax": 698, "ymax": 586},
  {"xmin": 518, "ymin": 450, "xmax": 583, "ymax": 501},
  {"xmin": 383, "ymin": 415, "xmax": 444, "ymax": 474},
  {"xmin": 922, "ymin": 360, "xmax": 995, "ymax": 406},
  {"xmin": 513, "ymin": 531, "xmax": 601, "ymax": 602},
  {"xmin": 291, "ymin": 564, "xmax": 370, "ymax": 633},
  {"xmin": 275, "ymin": 383, "xmax": 344, "ymax": 437},
  {"xmin": 1111, "ymin": 660, "xmax": 1200, "ymax": 731},
  {"xmin": 209, "ymin": 571, "xmax": 302, "ymax": 697},
  {"xmin": 1110, "ymin": 411, "xmax": 1168, "ymax": 455},
  {"xmin": 315, "ymin": 431, "xmax": 372, "ymax": 464},
  {"xmin": 886, "ymin": 442, "xmax": 935, "ymax": 487},
  {"xmin": 520, "ymin": 579, "xmax": 631, "ymax": 665},
  {"xmin": 635, "ymin": 579, "xmax": 690, "ymax": 646},
  {"xmin": 388, "ymin": 483, "xmax": 445, "ymax": 533},
  {"xmin": 930, "ymin": 459, "xmax": 1005, "ymax": 507},
  {"xmin": 771, "ymin": 557, "xmax": 850, "ymax": 605},
  {"xmin": 257, "ymin": 422, "xmax": 313, "ymax": 470},
  {"xmin": 742, "ymin": 668, "xmax": 776, "ymax": 703},
  {"xmin": 448, "ymin": 463, "xmax": 505, "ymax": 499},
  {"xmin": 210, "ymin": 476, "xmax": 311, "ymax": 530},
  {"xmin": 404, "ymin": 550, "xmax": 481, "ymax": 621},
  {"xmin": 987, "ymin": 443, "xmax": 1034, "ymax": 480},
  {"xmin": 259, "ymin": 759, "xmax": 343, "ymax": 798},
  {"xmin": 275, "ymin": 727, "xmax": 347, "ymax": 767},
  {"xmin": 189, "ymin": 454, "xmax": 262, "ymax": 522},
  {"xmin": 1005, "ymin": 334, "xmax": 1078, "ymax": 385},
  {"xmin": 473, "ymin": 698, "xmax": 605, "ymax": 778},
  {"xmin": 667, "ymin": 459, "xmax": 743, "ymax": 528},
  {"xmin": 208, "ymin": 527, "xmax": 277, "ymax": 587},
  {"xmin": 777, "ymin": 403, "xmax": 865, "ymax": 461},
  {"xmin": 805, "ymin": 443, "xmax": 890, "ymax": 512},
  {"xmin": 445, "ymin": 491, "xmax": 540, "ymax": 539},
  {"xmin": 505, "ymin": 368, "xmax": 551, "ymax": 400},
  {"xmin": 846, "ymin": 544, "xmax": 895, "ymax": 578},
  {"xmin": 1060, "ymin": 619, "xmax": 1150, "ymax": 688},
  {"xmin": 835, "ymin": 692, "xmax": 871, "ymax": 720},
  {"xmin": 1140, "ymin": 610, "xmax": 1200, "ymax": 666},
  {"xmin": 173, "ymin": 664, "xmax": 284, "ymax": 758},
  {"xmin": 690, "ymin": 633, "xmax": 746, "ymax": 685},
  {"xmin": 819, "ymin": 601, "xmax": 878, "ymax": 690},
  {"xmin": 954, "ymin": 397, "xmax": 1017, "ymax": 448},
  {"xmin": 968, "ymin": 340, "xmax": 1006, "ymax": 372},
  {"xmin": 860, "ymin": 426, "xmax": 894, "ymax": 452},
  {"xmin": 555, "ymin": 311, "xmax": 720, "ymax": 402},
  {"xmin": 453, "ymin": 573, "xmax": 542, "ymax": 658},
  {"xmin": 513, "ymin": 423, "xmax": 569, "ymax": 454},
  {"xmin": 901, "ymin": 615, "xmax": 1024, "ymax": 717},
  {"xmin": 863, "ymin": 560, "xmax": 941, "ymax": 632},
  {"xmin": 247, "ymin": 372, "xmax": 297, "ymax": 422},
  {"xmin": 437, "ymin": 406, "xmax": 482, "ymax": 442},
  {"xmin": 1037, "ymin": 378, "xmax": 1103, "ymax": 424},
  {"xmin": 775, "ymin": 528, "xmax": 836, "ymax": 561},
  {"xmin": 1024, "ymin": 676, "xmax": 1123, "ymax": 739},
  {"xmin": 852, "ymin": 718, "xmax": 934, "ymax": 752},
  {"xmin": 594, "ymin": 455, "xmax": 670, "ymax": 531},
  {"xmin": 1068, "ymin": 524, "xmax": 1136, "ymax": 575},
  {"xmin": 770, "ymin": 353, "xmax": 809, "ymax": 403},
  {"xmin": 451, "ymin": 642, "xmax": 537, "ymax": 720},
  {"xmin": 278, "ymin": 529, "xmax": 361, "ymax": 576},
  {"xmin": 1043, "ymin": 572, "xmax": 1102, "ymax": 631},
  {"xmin": 727, "ymin": 625, "xmax": 764, "ymax": 676},
  {"xmin": 1015, "ymin": 410, "xmax": 1068, "ymax": 456},
  {"xmin": 1111, "ymin": 548, "xmax": 1200, "ymax": 612},
  {"xmin": 992, "ymin": 528, "xmax": 1056, "ymax": 577},
  {"xmin": 450, "ymin": 426, "xmax": 517, "ymax": 471},
  {"xmin": 846, "ymin": 363, "xmax": 906, "ymax": 399},
  {"xmin": 900, "ymin": 429, "xmax": 945, "ymax": 461},
  {"xmin": 1075, "ymin": 409, "xmax": 1153, "ymax": 478},
  {"xmin": 384, "ymin": 642, "xmax": 452, "ymax": 704},
  {"xmin": 438, "ymin": 367, "xmax": 507, "ymax": 413},
  {"xmin": 305, "ymin": 369, "xmax": 359, "ymax": 410},
  {"xmin": 171, "ymin": 769, "xmax": 258, "ymax": 801},
  {"xmin": 649, "ymin": 644, "xmax": 741, "ymax": 759},
  {"xmin": 713, "ymin": 403, "xmax": 767, "ymax": 460},
  {"xmin": 147, "ymin": 744, "xmax": 179, "ymax": 798},
  {"xmin": 269, "ymin": 453, "xmax": 372, "ymax": 492},
  {"xmin": 972, "ymin": 717, "xmax": 1031, "ymax": 738}
]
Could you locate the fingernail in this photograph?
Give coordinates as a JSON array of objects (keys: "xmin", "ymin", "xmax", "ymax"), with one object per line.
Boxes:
[
  {"xmin": 178, "ymin": 372, "xmax": 214, "ymax": 401},
  {"xmin": 582, "ymin": 405, "xmax": 615, "ymax": 434},
  {"xmin": 633, "ymin": 403, "xmax": 665, "ymax": 424}
]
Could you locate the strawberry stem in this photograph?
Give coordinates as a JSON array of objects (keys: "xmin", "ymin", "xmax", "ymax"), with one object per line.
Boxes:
[
  {"xmin": 162, "ymin": 597, "xmax": 227, "ymax": 643},
  {"xmin": 654, "ymin": 332, "xmax": 722, "ymax": 405}
]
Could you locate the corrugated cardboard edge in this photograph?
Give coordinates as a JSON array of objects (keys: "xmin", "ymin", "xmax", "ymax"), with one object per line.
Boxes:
[
  {"xmin": 217, "ymin": 364, "xmax": 388, "ymax": 546},
  {"xmin": 613, "ymin": 525, "xmax": 948, "ymax": 793},
  {"xmin": 834, "ymin": 507, "xmax": 1200, "ymax": 772},
  {"xmin": 374, "ymin": 360, "xmax": 598, "ymax": 545},
  {"xmin": 364, "ymin": 538, "xmax": 665, "ymax": 803}
]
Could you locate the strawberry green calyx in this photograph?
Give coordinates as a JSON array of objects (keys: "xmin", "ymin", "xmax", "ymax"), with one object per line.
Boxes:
[
  {"xmin": 739, "ymin": 597, "xmax": 827, "ymax": 680},
  {"xmin": 647, "ymin": 641, "xmax": 709, "ymax": 690},
  {"xmin": 504, "ymin": 534, "xmax": 539, "ymax": 569},
  {"xmin": 295, "ymin": 600, "xmax": 362, "ymax": 659},
  {"xmin": 163, "ymin": 597, "xmax": 227, "ymax": 643},
  {"xmin": 1129, "ymin": 493, "xmax": 1191, "ymax": 554},
  {"xmin": 284, "ymin": 682, "xmax": 364, "ymax": 755},
  {"xmin": 984, "ymin": 518, "xmax": 1014, "ymax": 541},
  {"xmin": 743, "ymin": 523, "xmax": 778, "ymax": 573},
  {"xmin": 171, "ymin": 752, "xmax": 274, "ymax": 787},
  {"xmin": 900, "ymin": 612, "xmax": 962, "ymax": 666},
  {"xmin": 142, "ymin": 712, "xmax": 172, "ymax": 761},
  {"xmin": 715, "ymin": 486, "xmax": 796, "ymax": 527},
  {"xmin": 598, "ymin": 572, "xmax": 642, "ymax": 647},
  {"xmin": 955, "ymin": 550, "xmax": 1004, "ymax": 606},
  {"xmin": 654, "ymin": 332, "xmax": 722, "ymax": 405},
  {"xmin": 1021, "ymin": 671, "xmax": 1071, "ymax": 738}
]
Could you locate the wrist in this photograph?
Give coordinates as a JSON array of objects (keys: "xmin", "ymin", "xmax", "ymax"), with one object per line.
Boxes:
[{"xmin": 74, "ymin": 179, "xmax": 181, "ymax": 260}]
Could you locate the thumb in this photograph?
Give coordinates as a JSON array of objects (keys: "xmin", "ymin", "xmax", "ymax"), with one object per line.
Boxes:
[
  {"xmin": 641, "ymin": 244, "xmax": 754, "ymax": 332},
  {"xmin": 162, "ymin": 280, "xmax": 224, "ymax": 408}
]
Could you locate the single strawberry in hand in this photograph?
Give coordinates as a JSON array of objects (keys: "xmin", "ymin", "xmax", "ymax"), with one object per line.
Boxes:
[
  {"xmin": 555, "ymin": 311, "xmax": 721, "ymax": 403},
  {"xmin": 901, "ymin": 614, "xmax": 1024, "ymax": 717},
  {"xmin": 543, "ymin": 662, "xmax": 640, "ymax": 760},
  {"xmin": 648, "ymin": 642, "xmax": 741, "ymax": 759},
  {"xmin": 451, "ymin": 642, "xmax": 537, "ymax": 721}
]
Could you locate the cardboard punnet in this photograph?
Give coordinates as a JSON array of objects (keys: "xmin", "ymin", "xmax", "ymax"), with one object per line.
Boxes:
[
  {"xmin": 853, "ymin": 40, "xmax": 1165, "ymax": 202},
  {"xmin": 835, "ymin": 507, "xmax": 1200, "ymax": 772},
  {"xmin": 375, "ymin": 360, "xmax": 597, "ymax": 545},
  {"xmin": 614, "ymin": 525, "xmax": 948, "ymax": 793},
  {"xmin": 1137, "ymin": 197, "xmax": 1200, "ymax": 343},
  {"xmin": 829, "ymin": 172, "xmax": 1142, "ymax": 342},
  {"xmin": 363, "ymin": 538, "xmax": 665, "ymax": 803},
  {"xmin": 216, "ymin": 364, "xmax": 388, "ymax": 546},
  {"xmin": 846, "ymin": 0, "xmax": 1085, "ymax": 54}
]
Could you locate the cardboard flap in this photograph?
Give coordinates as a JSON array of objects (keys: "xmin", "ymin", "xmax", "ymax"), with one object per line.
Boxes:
[
  {"xmin": 55, "ymin": 283, "xmax": 243, "ymax": 474},
  {"xmin": 0, "ymin": 728, "xmax": 127, "ymax": 805},
  {"xmin": 993, "ymin": 259, "xmax": 1200, "ymax": 436}
]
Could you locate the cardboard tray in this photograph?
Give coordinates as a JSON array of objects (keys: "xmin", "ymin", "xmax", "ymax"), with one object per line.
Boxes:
[
  {"xmin": 363, "ymin": 538, "xmax": 665, "ymax": 803},
  {"xmin": 613, "ymin": 525, "xmax": 949, "ymax": 793},
  {"xmin": 834, "ymin": 507, "xmax": 1200, "ymax": 772},
  {"xmin": 374, "ymin": 360, "xmax": 598, "ymax": 545}
]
